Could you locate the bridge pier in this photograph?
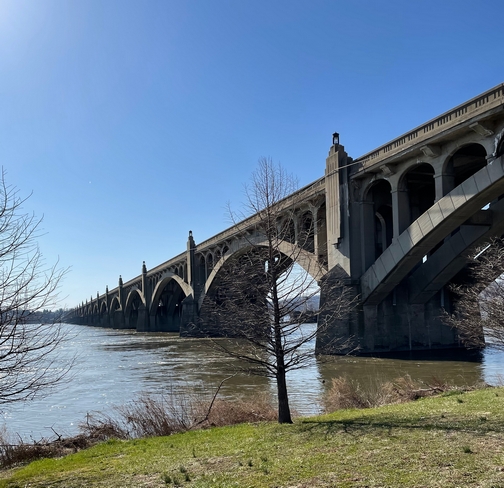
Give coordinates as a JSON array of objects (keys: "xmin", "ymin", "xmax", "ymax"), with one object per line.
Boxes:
[
  {"xmin": 112, "ymin": 310, "xmax": 126, "ymax": 329},
  {"xmin": 317, "ymin": 281, "xmax": 461, "ymax": 356},
  {"xmin": 316, "ymin": 267, "xmax": 360, "ymax": 355},
  {"xmin": 179, "ymin": 295, "xmax": 199, "ymax": 336}
]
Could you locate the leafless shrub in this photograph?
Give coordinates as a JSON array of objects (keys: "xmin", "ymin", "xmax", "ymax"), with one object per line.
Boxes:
[
  {"xmin": 194, "ymin": 394, "xmax": 277, "ymax": 428},
  {"xmin": 0, "ymin": 426, "xmax": 93, "ymax": 469},
  {"xmin": 323, "ymin": 377, "xmax": 370, "ymax": 411},
  {"xmin": 323, "ymin": 375, "xmax": 463, "ymax": 413},
  {"xmin": 79, "ymin": 390, "xmax": 278, "ymax": 440},
  {"xmin": 116, "ymin": 394, "xmax": 199, "ymax": 437},
  {"xmin": 79, "ymin": 412, "xmax": 129, "ymax": 441}
]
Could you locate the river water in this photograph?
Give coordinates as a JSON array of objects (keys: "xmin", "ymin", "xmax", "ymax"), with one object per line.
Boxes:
[{"xmin": 4, "ymin": 323, "xmax": 504, "ymax": 440}]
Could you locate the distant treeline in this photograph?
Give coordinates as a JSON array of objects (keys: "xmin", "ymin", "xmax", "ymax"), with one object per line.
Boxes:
[{"xmin": 22, "ymin": 309, "xmax": 66, "ymax": 324}]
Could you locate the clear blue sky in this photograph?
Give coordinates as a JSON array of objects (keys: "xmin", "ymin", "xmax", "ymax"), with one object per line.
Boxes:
[{"xmin": 1, "ymin": 0, "xmax": 503, "ymax": 308}]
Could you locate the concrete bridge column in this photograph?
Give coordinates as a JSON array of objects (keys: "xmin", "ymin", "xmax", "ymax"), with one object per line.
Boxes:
[
  {"xmin": 315, "ymin": 205, "xmax": 328, "ymax": 266},
  {"xmin": 113, "ymin": 309, "xmax": 125, "ymax": 329},
  {"xmin": 391, "ymin": 188, "xmax": 410, "ymax": 239},
  {"xmin": 362, "ymin": 305, "xmax": 377, "ymax": 352},
  {"xmin": 139, "ymin": 262, "xmax": 151, "ymax": 332},
  {"xmin": 180, "ymin": 231, "xmax": 199, "ymax": 336},
  {"xmin": 187, "ymin": 231, "xmax": 196, "ymax": 291},
  {"xmin": 180, "ymin": 295, "xmax": 199, "ymax": 336},
  {"xmin": 136, "ymin": 304, "xmax": 149, "ymax": 332},
  {"xmin": 434, "ymin": 171, "xmax": 454, "ymax": 202},
  {"xmin": 360, "ymin": 200, "xmax": 375, "ymax": 272},
  {"xmin": 316, "ymin": 266, "xmax": 360, "ymax": 355},
  {"xmin": 325, "ymin": 139, "xmax": 342, "ymax": 270},
  {"xmin": 309, "ymin": 205, "xmax": 320, "ymax": 259},
  {"xmin": 115, "ymin": 276, "xmax": 126, "ymax": 328},
  {"xmin": 101, "ymin": 286, "xmax": 110, "ymax": 327}
]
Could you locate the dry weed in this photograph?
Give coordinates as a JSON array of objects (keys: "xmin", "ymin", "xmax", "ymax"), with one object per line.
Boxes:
[
  {"xmin": 323, "ymin": 375, "xmax": 467, "ymax": 413},
  {"xmin": 196, "ymin": 394, "xmax": 277, "ymax": 427}
]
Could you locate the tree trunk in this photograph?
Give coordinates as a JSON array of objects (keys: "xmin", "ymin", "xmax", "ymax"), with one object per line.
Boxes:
[{"xmin": 276, "ymin": 365, "xmax": 293, "ymax": 424}]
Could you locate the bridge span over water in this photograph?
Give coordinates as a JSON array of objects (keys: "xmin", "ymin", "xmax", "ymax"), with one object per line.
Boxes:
[{"xmin": 70, "ymin": 83, "xmax": 504, "ymax": 355}]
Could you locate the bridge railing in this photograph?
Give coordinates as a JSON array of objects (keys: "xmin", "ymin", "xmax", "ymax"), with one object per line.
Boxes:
[
  {"xmin": 195, "ymin": 176, "xmax": 326, "ymax": 251},
  {"xmin": 145, "ymin": 251, "xmax": 186, "ymax": 277},
  {"xmin": 354, "ymin": 83, "xmax": 504, "ymax": 172}
]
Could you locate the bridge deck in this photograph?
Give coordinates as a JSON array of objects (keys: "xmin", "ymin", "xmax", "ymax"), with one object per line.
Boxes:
[{"xmin": 354, "ymin": 83, "xmax": 504, "ymax": 174}]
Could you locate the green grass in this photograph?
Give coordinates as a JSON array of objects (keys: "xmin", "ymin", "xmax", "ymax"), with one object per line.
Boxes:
[{"xmin": 2, "ymin": 387, "xmax": 504, "ymax": 487}]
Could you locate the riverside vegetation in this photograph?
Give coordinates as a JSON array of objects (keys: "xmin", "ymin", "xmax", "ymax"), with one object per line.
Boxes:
[{"xmin": 1, "ymin": 377, "xmax": 504, "ymax": 487}]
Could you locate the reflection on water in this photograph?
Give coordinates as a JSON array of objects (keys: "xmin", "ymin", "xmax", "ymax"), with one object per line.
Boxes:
[{"xmin": 3, "ymin": 323, "xmax": 504, "ymax": 439}]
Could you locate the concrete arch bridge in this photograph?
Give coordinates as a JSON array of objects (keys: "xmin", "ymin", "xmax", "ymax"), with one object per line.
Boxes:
[{"xmin": 71, "ymin": 83, "xmax": 504, "ymax": 355}]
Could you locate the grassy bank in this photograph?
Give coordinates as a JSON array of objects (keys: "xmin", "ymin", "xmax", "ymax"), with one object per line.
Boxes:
[{"xmin": 2, "ymin": 387, "xmax": 504, "ymax": 487}]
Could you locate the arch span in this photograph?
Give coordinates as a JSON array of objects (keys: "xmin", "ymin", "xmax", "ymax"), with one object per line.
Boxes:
[
  {"xmin": 149, "ymin": 274, "xmax": 192, "ymax": 332},
  {"xmin": 399, "ymin": 162, "xmax": 435, "ymax": 227},
  {"xmin": 199, "ymin": 237, "xmax": 325, "ymax": 309},
  {"xmin": 362, "ymin": 178, "xmax": 393, "ymax": 270},
  {"xmin": 443, "ymin": 143, "xmax": 487, "ymax": 193},
  {"xmin": 108, "ymin": 296, "xmax": 123, "ymax": 328},
  {"xmin": 124, "ymin": 288, "xmax": 146, "ymax": 330}
]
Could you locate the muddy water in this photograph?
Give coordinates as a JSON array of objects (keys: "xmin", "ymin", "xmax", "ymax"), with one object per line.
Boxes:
[{"xmin": 4, "ymin": 323, "xmax": 503, "ymax": 439}]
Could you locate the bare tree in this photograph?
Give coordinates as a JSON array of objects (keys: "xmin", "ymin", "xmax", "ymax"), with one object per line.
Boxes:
[
  {"xmin": 200, "ymin": 158, "xmax": 354, "ymax": 423},
  {"xmin": 0, "ymin": 170, "xmax": 69, "ymax": 405},
  {"xmin": 444, "ymin": 237, "xmax": 504, "ymax": 350}
]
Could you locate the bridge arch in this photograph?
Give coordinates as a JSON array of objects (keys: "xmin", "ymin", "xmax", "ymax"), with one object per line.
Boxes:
[
  {"xmin": 199, "ymin": 238, "xmax": 325, "ymax": 309},
  {"xmin": 443, "ymin": 143, "xmax": 487, "ymax": 195},
  {"xmin": 109, "ymin": 296, "xmax": 121, "ymax": 312},
  {"xmin": 299, "ymin": 210, "xmax": 315, "ymax": 253},
  {"xmin": 98, "ymin": 301, "xmax": 108, "ymax": 327},
  {"xmin": 205, "ymin": 252, "xmax": 214, "ymax": 280},
  {"xmin": 278, "ymin": 213, "xmax": 296, "ymax": 245},
  {"xmin": 124, "ymin": 288, "xmax": 146, "ymax": 329},
  {"xmin": 149, "ymin": 274, "xmax": 191, "ymax": 332},
  {"xmin": 362, "ymin": 178, "xmax": 393, "ymax": 270},
  {"xmin": 108, "ymin": 296, "xmax": 122, "ymax": 328},
  {"xmin": 398, "ymin": 162, "xmax": 435, "ymax": 231},
  {"xmin": 316, "ymin": 202, "xmax": 328, "ymax": 265}
]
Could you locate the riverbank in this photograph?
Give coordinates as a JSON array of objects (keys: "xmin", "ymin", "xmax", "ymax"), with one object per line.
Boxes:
[{"xmin": 2, "ymin": 386, "xmax": 504, "ymax": 487}]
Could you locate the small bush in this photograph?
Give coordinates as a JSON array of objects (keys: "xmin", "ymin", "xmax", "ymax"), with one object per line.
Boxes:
[
  {"xmin": 323, "ymin": 375, "xmax": 469, "ymax": 413},
  {"xmin": 323, "ymin": 377, "xmax": 370, "ymax": 411},
  {"xmin": 80, "ymin": 413, "xmax": 129, "ymax": 441},
  {"xmin": 0, "ymin": 426, "xmax": 96, "ymax": 469},
  {"xmin": 195, "ymin": 394, "xmax": 277, "ymax": 428},
  {"xmin": 79, "ymin": 391, "xmax": 277, "ymax": 441}
]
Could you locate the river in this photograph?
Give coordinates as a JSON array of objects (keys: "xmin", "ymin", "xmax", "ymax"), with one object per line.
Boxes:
[{"xmin": 3, "ymin": 323, "xmax": 504, "ymax": 440}]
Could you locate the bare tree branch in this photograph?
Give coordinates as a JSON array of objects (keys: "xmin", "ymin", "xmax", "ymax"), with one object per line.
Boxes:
[
  {"xmin": 0, "ymin": 169, "xmax": 71, "ymax": 405},
  {"xmin": 444, "ymin": 237, "xmax": 504, "ymax": 350}
]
